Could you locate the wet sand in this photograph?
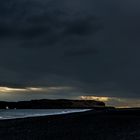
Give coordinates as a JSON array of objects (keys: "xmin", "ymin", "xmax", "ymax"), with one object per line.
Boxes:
[{"xmin": 0, "ymin": 109, "xmax": 140, "ymax": 140}]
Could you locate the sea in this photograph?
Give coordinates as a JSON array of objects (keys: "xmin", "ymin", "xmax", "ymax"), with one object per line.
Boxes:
[{"xmin": 0, "ymin": 109, "xmax": 90, "ymax": 120}]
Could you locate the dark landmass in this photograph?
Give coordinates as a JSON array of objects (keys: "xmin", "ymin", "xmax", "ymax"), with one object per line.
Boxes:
[
  {"xmin": 0, "ymin": 99, "xmax": 105, "ymax": 109},
  {"xmin": 0, "ymin": 108, "xmax": 140, "ymax": 140}
]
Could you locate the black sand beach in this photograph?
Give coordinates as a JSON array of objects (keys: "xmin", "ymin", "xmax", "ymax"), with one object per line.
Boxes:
[{"xmin": 0, "ymin": 109, "xmax": 140, "ymax": 140}]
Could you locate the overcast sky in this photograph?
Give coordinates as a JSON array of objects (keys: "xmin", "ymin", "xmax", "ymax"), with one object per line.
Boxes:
[{"xmin": 0, "ymin": 0, "xmax": 140, "ymax": 106}]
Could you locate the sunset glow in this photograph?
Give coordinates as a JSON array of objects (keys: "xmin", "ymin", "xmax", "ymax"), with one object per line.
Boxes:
[
  {"xmin": 80, "ymin": 96, "xmax": 110, "ymax": 102},
  {"xmin": 0, "ymin": 87, "xmax": 45, "ymax": 93},
  {"xmin": 0, "ymin": 87, "xmax": 27, "ymax": 93},
  {"xmin": 0, "ymin": 86, "xmax": 72, "ymax": 93}
]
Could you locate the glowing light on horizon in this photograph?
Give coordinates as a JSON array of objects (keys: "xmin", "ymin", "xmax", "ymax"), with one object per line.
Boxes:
[
  {"xmin": 80, "ymin": 96, "xmax": 140, "ymax": 108},
  {"xmin": 27, "ymin": 87, "xmax": 43, "ymax": 91},
  {"xmin": 0, "ymin": 86, "xmax": 45, "ymax": 93},
  {"xmin": 0, "ymin": 87, "xmax": 27, "ymax": 93},
  {"xmin": 80, "ymin": 96, "xmax": 110, "ymax": 102},
  {"xmin": 0, "ymin": 86, "xmax": 72, "ymax": 93}
]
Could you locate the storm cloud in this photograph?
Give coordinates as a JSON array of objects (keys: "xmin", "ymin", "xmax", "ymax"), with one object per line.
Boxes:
[{"xmin": 0, "ymin": 0, "xmax": 140, "ymax": 105}]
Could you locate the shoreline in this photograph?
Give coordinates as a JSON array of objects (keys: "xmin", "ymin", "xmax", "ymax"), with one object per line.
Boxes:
[
  {"xmin": 0, "ymin": 109, "xmax": 140, "ymax": 140},
  {"xmin": 0, "ymin": 109, "xmax": 91, "ymax": 120}
]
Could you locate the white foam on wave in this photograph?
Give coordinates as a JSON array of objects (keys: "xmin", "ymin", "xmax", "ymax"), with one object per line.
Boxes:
[{"xmin": 0, "ymin": 109, "xmax": 91, "ymax": 120}]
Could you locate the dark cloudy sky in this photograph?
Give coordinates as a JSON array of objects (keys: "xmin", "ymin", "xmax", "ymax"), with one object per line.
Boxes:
[{"xmin": 0, "ymin": 0, "xmax": 140, "ymax": 107}]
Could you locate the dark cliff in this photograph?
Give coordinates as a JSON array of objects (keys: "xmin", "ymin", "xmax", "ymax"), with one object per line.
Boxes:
[{"xmin": 0, "ymin": 99, "xmax": 105, "ymax": 109}]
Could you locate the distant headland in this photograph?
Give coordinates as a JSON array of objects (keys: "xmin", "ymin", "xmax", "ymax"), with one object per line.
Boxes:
[{"xmin": 0, "ymin": 99, "xmax": 110, "ymax": 109}]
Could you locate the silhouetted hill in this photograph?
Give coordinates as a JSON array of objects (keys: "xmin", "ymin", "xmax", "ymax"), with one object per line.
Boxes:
[{"xmin": 0, "ymin": 99, "xmax": 106, "ymax": 109}]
